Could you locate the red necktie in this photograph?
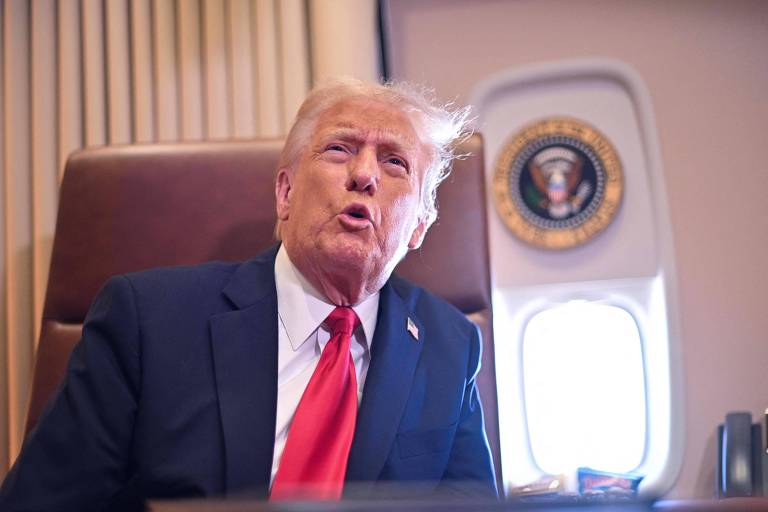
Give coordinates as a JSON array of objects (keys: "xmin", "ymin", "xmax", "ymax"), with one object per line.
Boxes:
[{"xmin": 270, "ymin": 306, "xmax": 360, "ymax": 501}]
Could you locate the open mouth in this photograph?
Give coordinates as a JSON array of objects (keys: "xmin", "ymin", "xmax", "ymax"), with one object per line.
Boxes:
[
  {"xmin": 339, "ymin": 204, "xmax": 373, "ymax": 230},
  {"xmin": 342, "ymin": 204, "xmax": 372, "ymax": 222}
]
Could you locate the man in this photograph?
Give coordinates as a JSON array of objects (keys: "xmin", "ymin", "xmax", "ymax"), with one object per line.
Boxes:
[{"xmin": 0, "ymin": 79, "xmax": 497, "ymax": 510}]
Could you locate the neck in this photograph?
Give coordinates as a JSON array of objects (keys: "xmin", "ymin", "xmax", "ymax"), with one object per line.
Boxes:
[
  {"xmin": 298, "ymin": 259, "xmax": 383, "ymax": 307},
  {"xmin": 282, "ymin": 243, "xmax": 388, "ymax": 307}
]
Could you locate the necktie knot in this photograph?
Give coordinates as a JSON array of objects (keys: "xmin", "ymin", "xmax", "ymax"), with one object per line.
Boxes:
[{"xmin": 324, "ymin": 306, "xmax": 360, "ymax": 337}]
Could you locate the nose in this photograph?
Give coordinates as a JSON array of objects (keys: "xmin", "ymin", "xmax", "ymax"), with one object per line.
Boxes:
[{"xmin": 346, "ymin": 148, "xmax": 379, "ymax": 195}]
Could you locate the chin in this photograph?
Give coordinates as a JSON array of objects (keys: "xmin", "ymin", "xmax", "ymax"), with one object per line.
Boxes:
[{"xmin": 322, "ymin": 240, "xmax": 373, "ymax": 270}]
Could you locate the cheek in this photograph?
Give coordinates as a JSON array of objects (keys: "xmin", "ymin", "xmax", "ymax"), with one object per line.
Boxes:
[
  {"xmin": 294, "ymin": 172, "xmax": 337, "ymax": 213},
  {"xmin": 301, "ymin": 203, "xmax": 343, "ymax": 243},
  {"xmin": 382, "ymin": 194, "xmax": 420, "ymax": 236}
]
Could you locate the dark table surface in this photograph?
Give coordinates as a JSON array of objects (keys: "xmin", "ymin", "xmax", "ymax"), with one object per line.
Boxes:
[{"xmin": 149, "ymin": 497, "xmax": 768, "ymax": 512}]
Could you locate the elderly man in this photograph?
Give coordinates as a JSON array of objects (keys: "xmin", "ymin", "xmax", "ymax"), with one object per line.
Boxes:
[{"xmin": 0, "ymin": 79, "xmax": 497, "ymax": 510}]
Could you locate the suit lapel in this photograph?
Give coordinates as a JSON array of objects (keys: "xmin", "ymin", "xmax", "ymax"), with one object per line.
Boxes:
[
  {"xmin": 209, "ymin": 247, "xmax": 279, "ymax": 495},
  {"xmin": 346, "ymin": 280, "xmax": 424, "ymax": 484}
]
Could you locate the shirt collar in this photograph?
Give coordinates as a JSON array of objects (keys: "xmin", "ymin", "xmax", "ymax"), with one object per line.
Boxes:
[{"xmin": 274, "ymin": 245, "xmax": 379, "ymax": 351}]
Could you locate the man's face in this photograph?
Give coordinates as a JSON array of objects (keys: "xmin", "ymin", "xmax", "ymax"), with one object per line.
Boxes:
[{"xmin": 276, "ymin": 98, "xmax": 429, "ymax": 297}]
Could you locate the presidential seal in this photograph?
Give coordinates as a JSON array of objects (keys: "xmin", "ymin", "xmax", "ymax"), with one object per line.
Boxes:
[{"xmin": 493, "ymin": 118, "xmax": 623, "ymax": 249}]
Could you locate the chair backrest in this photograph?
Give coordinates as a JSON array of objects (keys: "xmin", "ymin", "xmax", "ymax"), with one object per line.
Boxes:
[{"xmin": 27, "ymin": 135, "xmax": 500, "ymax": 483}]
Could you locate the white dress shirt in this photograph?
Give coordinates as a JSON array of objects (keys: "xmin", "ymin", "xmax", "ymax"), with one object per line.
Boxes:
[{"xmin": 270, "ymin": 245, "xmax": 379, "ymax": 484}]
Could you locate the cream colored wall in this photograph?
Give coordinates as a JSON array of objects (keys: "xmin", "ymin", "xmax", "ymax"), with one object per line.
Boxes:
[{"xmin": 386, "ymin": 0, "xmax": 768, "ymax": 499}]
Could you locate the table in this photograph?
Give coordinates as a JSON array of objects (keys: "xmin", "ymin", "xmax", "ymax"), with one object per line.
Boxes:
[{"xmin": 149, "ymin": 497, "xmax": 768, "ymax": 512}]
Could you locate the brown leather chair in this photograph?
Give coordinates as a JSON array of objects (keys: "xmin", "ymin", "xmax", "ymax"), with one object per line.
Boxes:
[{"xmin": 25, "ymin": 135, "xmax": 501, "ymax": 486}]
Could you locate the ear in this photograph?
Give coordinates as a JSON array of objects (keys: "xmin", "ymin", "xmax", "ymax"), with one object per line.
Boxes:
[
  {"xmin": 275, "ymin": 167, "xmax": 292, "ymax": 221},
  {"xmin": 407, "ymin": 217, "xmax": 430, "ymax": 250}
]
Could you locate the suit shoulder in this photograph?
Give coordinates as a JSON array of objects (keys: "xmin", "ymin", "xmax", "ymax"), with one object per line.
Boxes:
[
  {"xmin": 119, "ymin": 245, "xmax": 279, "ymax": 296},
  {"xmin": 122, "ymin": 260, "xmax": 239, "ymax": 291},
  {"xmin": 94, "ymin": 260, "xmax": 250, "ymax": 324}
]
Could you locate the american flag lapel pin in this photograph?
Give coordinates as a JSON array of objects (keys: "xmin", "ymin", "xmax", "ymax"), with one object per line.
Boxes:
[{"xmin": 406, "ymin": 317, "xmax": 419, "ymax": 341}]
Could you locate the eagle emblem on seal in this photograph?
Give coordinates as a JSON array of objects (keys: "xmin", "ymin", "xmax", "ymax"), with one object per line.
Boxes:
[{"xmin": 493, "ymin": 118, "xmax": 623, "ymax": 249}]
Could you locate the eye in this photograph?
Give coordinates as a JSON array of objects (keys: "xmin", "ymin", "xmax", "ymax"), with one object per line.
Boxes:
[
  {"xmin": 325, "ymin": 143, "xmax": 349, "ymax": 153},
  {"xmin": 384, "ymin": 155, "xmax": 409, "ymax": 172},
  {"xmin": 321, "ymin": 143, "xmax": 352, "ymax": 162}
]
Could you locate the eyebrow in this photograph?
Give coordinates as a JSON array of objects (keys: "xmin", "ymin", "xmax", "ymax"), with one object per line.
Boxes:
[{"xmin": 319, "ymin": 124, "xmax": 417, "ymax": 153}]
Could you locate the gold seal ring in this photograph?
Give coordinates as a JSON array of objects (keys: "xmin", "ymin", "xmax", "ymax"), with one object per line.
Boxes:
[{"xmin": 493, "ymin": 117, "xmax": 623, "ymax": 250}]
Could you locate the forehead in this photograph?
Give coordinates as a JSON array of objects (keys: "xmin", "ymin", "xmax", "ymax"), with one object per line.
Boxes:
[{"xmin": 312, "ymin": 98, "xmax": 423, "ymax": 148}]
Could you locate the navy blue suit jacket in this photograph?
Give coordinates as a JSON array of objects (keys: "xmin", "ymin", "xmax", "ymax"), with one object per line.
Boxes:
[{"xmin": 0, "ymin": 246, "xmax": 496, "ymax": 510}]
